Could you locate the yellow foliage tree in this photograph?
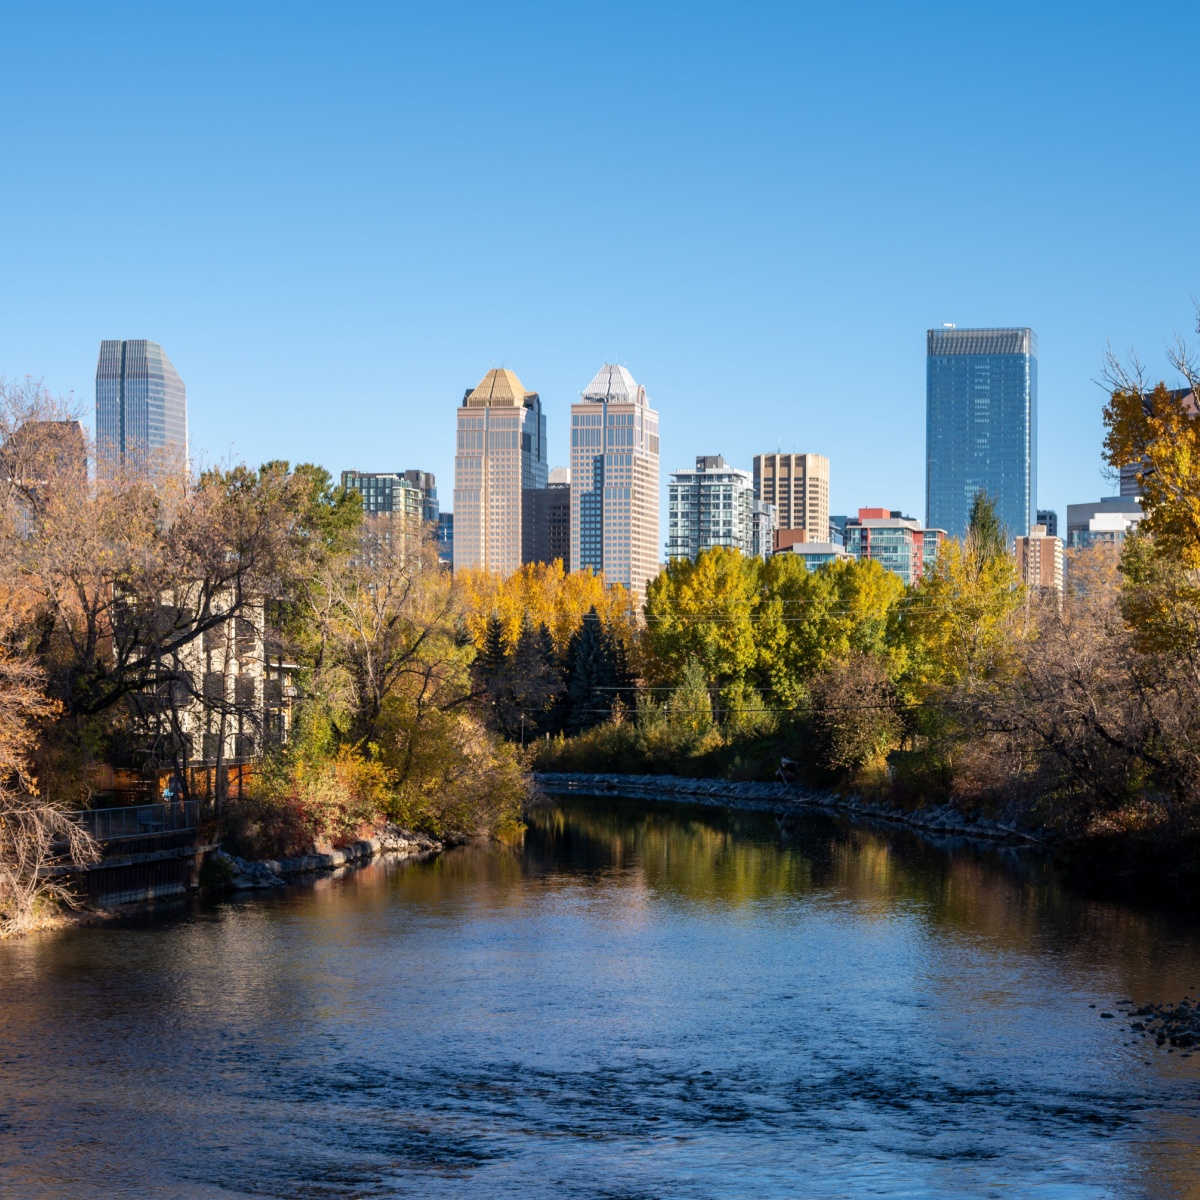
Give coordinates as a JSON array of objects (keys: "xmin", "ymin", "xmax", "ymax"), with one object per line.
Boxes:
[
  {"xmin": 456, "ymin": 561, "xmax": 635, "ymax": 657},
  {"xmin": 1103, "ymin": 321, "xmax": 1200, "ymax": 566}
]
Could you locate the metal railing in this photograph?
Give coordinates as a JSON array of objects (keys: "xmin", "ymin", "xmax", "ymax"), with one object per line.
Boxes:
[{"xmin": 76, "ymin": 799, "xmax": 206, "ymax": 842}]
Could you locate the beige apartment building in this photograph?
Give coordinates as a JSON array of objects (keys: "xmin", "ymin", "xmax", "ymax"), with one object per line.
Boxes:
[
  {"xmin": 570, "ymin": 364, "xmax": 660, "ymax": 602},
  {"xmin": 453, "ymin": 368, "xmax": 547, "ymax": 575},
  {"xmin": 1014, "ymin": 523, "xmax": 1064, "ymax": 598},
  {"xmin": 753, "ymin": 452, "xmax": 830, "ymax": 547}
]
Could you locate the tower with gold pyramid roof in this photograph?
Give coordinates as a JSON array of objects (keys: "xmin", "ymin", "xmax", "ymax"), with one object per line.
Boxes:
[{"xmin": 453, "ymin": 368, "xmax": 547, "ymax": 573}]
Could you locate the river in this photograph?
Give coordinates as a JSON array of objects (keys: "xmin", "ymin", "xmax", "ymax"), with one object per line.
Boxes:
[{"xmin": 2, "ymin": 796, "xmax": 1199, "ymax": 1198}]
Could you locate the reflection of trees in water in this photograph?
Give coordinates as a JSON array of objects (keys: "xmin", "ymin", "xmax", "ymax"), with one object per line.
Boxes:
[{"xmin": 526, "ymin": 798, "xmax": 1200, "ymax": 1008}]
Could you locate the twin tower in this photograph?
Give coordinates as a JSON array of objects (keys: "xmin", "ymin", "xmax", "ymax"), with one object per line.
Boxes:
[{"xmin": 453, "ymin": 365, "xmax": 661, "ymax": 600}]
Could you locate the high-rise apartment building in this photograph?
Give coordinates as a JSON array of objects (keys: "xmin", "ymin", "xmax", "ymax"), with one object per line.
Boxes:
[
  {"xmin": 926, "ymin": 326, "xmax": 1037, "ymax": 540},
  {"xmin": 843, "ymin": 507, "xmax": 946, "ymax": 586},
  {"xmin": 341, "ymin": 469, "xmax": 426, "ymax": 560},
  {"xmin": 570, "ymin": 364, "xmax": 660, "ymax": 599},
  {"xmin": 341, "ymin": 470, "xmax": 423, "ymax": 521},
  {"xmin": 401, "ymin": 470, "xmax": 439, "ymax": 525},
  {"xmin": 667, "ymin": 455, "xmax": 768, "ymax": 562},
  {"xmin": 753, "ymin": 453, "xmax": 830, "ymax": 547},
  {"xmin": 95, "ymin": 339, "xmax": 188, "ymax": 476},
  {"xmin": 1014, "ymin": 524, "xmax": 1064, "ymax": 598},
  {"xmin": 453, "ymin": 368, "xmax": 547, "ymax": 574}
]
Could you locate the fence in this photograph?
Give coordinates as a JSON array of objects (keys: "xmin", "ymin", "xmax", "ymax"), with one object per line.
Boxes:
[{"xmin": 76, "ymin": 799, "xmax": 207, "ymax": 843}]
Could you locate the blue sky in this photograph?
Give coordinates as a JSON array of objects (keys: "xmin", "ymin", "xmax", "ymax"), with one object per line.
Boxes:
[{"xmin": 3, "ymin": 0, "xmax": 1198, "ymax": 532}]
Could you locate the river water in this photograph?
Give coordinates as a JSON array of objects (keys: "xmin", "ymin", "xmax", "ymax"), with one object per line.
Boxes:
[{"xmin": 2, "ymin": 797, "xmax": 1200, "ymax": 1199}]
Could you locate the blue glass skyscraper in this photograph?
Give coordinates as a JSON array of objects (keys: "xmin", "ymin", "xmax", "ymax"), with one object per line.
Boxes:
[
  {"xmin": 95, "ymin": 339, "xmax": 188, "ymax": 475},
  {"xmin": 926, "ymin": 327, "xmax": 1036, "ymax": 540}
]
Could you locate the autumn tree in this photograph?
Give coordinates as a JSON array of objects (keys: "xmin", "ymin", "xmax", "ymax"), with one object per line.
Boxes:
[
  {"xmin": 0, "ymin": 588, "xmax": 97, "ymax": 934},
  {"xmin": 642, "ymin": 547, "xmax": 761, "ymax": 696},
  {"xmin": 1104, "ymin": 317, "xmax": 1200, "ymax": 566}
]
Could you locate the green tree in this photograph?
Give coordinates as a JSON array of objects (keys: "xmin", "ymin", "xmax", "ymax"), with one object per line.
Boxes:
[
  {"xmin": 564, "ymin": 607, "xmax": 623, "ymax": 733},
  {"xmin": 643, "ymin": 547, "xmax": 761, "ymax": 695},
  {"xmin": 966, "ymin": 491, "xmax": 1007, "ymax": 565}
]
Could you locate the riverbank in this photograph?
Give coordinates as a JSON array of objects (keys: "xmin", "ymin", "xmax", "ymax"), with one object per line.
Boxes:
[
  {"xmin": 208, "ymin": 825, "xmax": 444, "ymax": 891},
  {"xmin": 534, "ymin": 771, "xmax": 1044, "ymax": 846}
]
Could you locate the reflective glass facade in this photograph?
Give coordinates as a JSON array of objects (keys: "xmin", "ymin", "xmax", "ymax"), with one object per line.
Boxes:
[
  {"xmin": 95, "ymin": 339, "xmax": 187, "ymax": 475},
  {"xmin": 926, "ymin": 327, "xmax": 1036, "ymax": 540}
]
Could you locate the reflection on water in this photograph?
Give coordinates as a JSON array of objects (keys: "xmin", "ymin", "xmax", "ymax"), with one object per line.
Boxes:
[{"xmin": 2, "ymin": 797, "xmax": 1200, "ymax": 1198}]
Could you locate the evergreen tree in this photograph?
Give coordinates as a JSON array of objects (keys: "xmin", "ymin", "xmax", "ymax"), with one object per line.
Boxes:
[
  {"xmin": 966, "ymin": 492, "xmax": 1007, "ymax": 566},
  {"xmin": 564, "ymin": 607, "xmax": 619, "ymax": 733},
  {"xmin": 472, "ymin": 614, "xmax": 508, "ymax": 721}
]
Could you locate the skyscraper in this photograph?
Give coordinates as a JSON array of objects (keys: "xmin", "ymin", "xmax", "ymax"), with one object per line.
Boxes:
[
  {"xmin": 95, "ymin": 339, "xmax": 188, "ymax": 476},
  {"xmin": 570, "ymin": 364, "xmax": 660, "ymax": 600},
  {"xmin": 753, "ymin": 453, "xmax": 830, "ymax": 546},
  {"xmin": 926, "ymin": 327, "xmax": 1037, "ymax": 540},
  {"xmin": 453, "ymin": 368, "xmax": 547, "ymax": 574}
]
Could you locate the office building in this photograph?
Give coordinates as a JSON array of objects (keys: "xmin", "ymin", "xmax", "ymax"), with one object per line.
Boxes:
[
  {"xmin": 1036, "ymin": 508, "xmax": 1058, "ymax": 538},
  {"xmin": 453, "ymin": 368, "xmax": 547, "ymax": 574},
  {"xmin": 95, "ymin": 339, "xmax": 188, "ymax": 476},
  {"xmin": 436, "ymin": 513, "xmax": 454, "ymax": 566},
  {"xmin": 525, "ymin": 476, "xmax": 571, "ymax": 566},
  {"xmin": 570, "ymin": 364, "xmax": 660, "ymax": 599},
  {"xmin": 753, "ymin": 452, "xmax": 830, "ymax": 548},
  {"xmin": 1065, "ymin": 496, "xmax": 1143, "ymax": 549},
  {"xmin": 667, "ymin": 455, "xmax": 766, "ymax": 562},
  {"xmin": 926, "ymin": 326, "xmax": 1037, "ymax": 540},
  {"xmin": 1015, "ymin": 524, "xmax": 1064, "ymax": 598},
  {"xmin": 843, "ymin": 507, "xmax": 946, "ymax": 586}
]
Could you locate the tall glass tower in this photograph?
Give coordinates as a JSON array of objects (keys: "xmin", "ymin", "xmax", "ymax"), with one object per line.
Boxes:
[
  {"xmin": 453, "ymin": 368, "xmax": 547, "ymax": 574},
  {"xmin": 926, "ymin": 327, "xmax": 1036, "ymax": 540},
  {"xmin": 95, "ymin": 339, "xmax": 188, "ymax": 476},
  {"xmin": 570, "ymin": 364, "xmax": 660, "ymax": 601}
]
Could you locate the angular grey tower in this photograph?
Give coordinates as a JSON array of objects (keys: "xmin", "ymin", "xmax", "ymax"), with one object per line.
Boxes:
[
  {"xmin": 95, "ymin": 339, "xmax": 188, "ymax": 476},
  {"xmin": 926, "ymin": 327, "xmax": 1036, "ymax": 540}
]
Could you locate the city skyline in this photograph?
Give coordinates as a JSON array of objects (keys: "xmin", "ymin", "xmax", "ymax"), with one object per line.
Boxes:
[{"xmin": 4, "ymin": 3, "xmax": 1197, "ymax": 536}]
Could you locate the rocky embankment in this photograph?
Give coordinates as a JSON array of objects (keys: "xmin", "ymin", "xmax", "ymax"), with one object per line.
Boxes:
[
  {"xmin": 534, "ymin": 771, "xmax": 1044, "ymax": 847},
  {"xmin": 211, "ymin": 825, "xmax": 442, "ymax": 890}
]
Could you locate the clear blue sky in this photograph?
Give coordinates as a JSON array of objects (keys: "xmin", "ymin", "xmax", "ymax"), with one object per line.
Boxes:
[{"xmin": 4, "ymin": 0, "xmax": 1198, "ymax": 532}]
